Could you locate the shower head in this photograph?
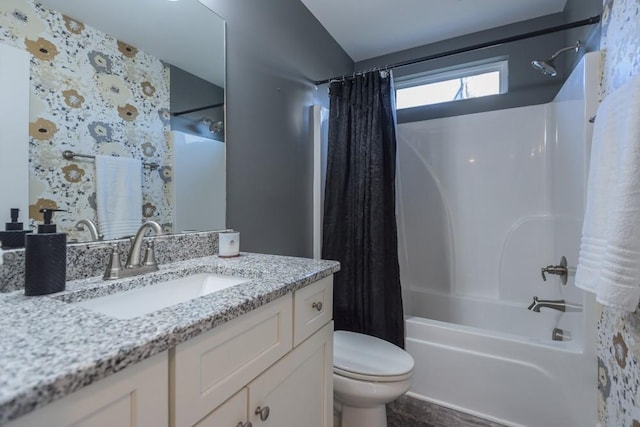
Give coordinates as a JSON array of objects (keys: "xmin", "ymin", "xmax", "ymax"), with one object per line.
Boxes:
[
  {"xmin": 531, "ymin": 41, "xmax": 582, "ymax": 77},
  {"xmin": 531, "ymin": 59, "xmax": 559, "ymax": 77}
]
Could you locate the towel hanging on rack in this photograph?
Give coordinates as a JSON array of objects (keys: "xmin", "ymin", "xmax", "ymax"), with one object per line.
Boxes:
[
  {"xmin": 95, "ymin": 155, "xmax": 143, "ymax": 240},
  {"xmin": 575, "ymin": 73, "xmax": 640, "ymax": 312}
]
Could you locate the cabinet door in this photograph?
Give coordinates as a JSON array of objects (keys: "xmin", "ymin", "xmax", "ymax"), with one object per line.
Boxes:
[
  {"xmin": 173, "ymin": 295, "xmax": 293, "ymax": 427},
  {"xmin": 194, "ymin": 389, "xmax": 248, "ymax": 427},
  {"xmin": 248, "ymin": 321, "xmax": 333, "ymax": 427},
  {"xmin": 7, "ymin": 351, "xmax": 168, "ymax": 427}
]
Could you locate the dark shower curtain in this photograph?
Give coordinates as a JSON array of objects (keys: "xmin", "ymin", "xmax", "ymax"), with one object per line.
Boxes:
[{"xmin": 322, "ymin": 71, "xmax": 404, "ymax": 348}]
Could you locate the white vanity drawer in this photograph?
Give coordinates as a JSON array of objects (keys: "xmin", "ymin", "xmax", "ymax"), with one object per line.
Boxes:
[
  {"xmin": 293, "ymin": 275, "xmax": 333, "ymax": 346},
  {"xmin": 172, "ymin": 294, "xmax": 293, "ymax": 427}
]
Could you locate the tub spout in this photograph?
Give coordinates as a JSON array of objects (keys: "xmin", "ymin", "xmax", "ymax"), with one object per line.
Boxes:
[{"xmin": 527, "ymin": 296, "xmax": 582, "ymax": 313}]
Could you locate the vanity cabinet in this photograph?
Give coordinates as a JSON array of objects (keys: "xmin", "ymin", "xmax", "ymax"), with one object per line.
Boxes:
[
  {"xmin": 5, "ymin": 275, "xmax": 334, "ymax": 427},
  {"xmin": 173, "ymin": 275, "xmax": 334, "ymax": 427},
  {"xmin": 192, "ymin": 322, "xmax": 332, "ymax": 427},
  {"xmin": 192, "ymin": 388, "xmax": 249, "ymax": 427},
  {"xmin": 6, "ymin": 351, "xmax": 168, "ymax": 427},
  {"xmin": 247, "ymin": 321, "xmax": 333, "ymax": 427},
  {"xmin": 172, "ymin": 294, "xmax": 294, "ymax": 426}
]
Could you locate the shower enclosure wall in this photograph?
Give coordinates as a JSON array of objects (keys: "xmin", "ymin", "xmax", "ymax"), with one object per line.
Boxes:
[{"xmin": 396, "ymin": 52, "xmax": 600, "ymax": 427}]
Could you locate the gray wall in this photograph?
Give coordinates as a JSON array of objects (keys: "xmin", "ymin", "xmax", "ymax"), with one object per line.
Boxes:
[
  {"xmin": 201, "ymin": 0, "xmax": 352, "ymax": 257},
  {"xmin": 356, "ymin": 9, "xmax": 602, "ymax": 123},
  {"xmin": 356, "ymin": 14, "xmax": 567, "ymax": 122}
]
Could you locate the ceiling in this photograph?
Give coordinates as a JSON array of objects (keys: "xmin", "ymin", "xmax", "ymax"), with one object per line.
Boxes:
[{"xmin": 300, "ymin": 0, "xmax": 568, "ymax": 62}]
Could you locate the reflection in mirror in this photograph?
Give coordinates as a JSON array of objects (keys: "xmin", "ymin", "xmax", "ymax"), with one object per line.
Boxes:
[{"xmin": 0, "ymin": 0, "xmax": 225, "ymax": 243}]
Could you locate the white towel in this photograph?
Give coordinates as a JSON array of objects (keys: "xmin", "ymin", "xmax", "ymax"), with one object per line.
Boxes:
[
  {"xmin": 95, "ymin": 155, "xmax": 142, "ymax": 240},
  {"xmin": 575, "ymin": 74, "xmax": 640, "ymax": 312}
]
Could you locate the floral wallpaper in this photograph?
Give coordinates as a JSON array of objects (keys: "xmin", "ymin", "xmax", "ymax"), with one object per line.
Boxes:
[
  {"xmin": 0, "ymin": 0, "xmax": 173, "ymax": 241},
  {"xmin": 598, "ymin": 0, "xmax": 640, "ymax": 425}
]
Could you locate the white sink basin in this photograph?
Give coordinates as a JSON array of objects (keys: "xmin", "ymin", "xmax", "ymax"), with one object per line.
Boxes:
[{"xmin": 74, "ymin": 273, "xmax": 251, "ymax": 319}]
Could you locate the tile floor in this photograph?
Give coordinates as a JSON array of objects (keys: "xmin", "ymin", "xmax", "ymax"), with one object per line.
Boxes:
[{"xmin": 386, "ymin": 395, "xmax": 508, "ymax": 427}]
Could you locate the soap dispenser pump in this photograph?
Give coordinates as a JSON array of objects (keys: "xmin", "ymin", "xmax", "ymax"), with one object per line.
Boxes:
[
  {"xmin": 6, "ymin": 208, "xmax": 23, "ymax": 230},
  {"xmin": 0, "ymin": 208, "xmax": 32, "ymax": 248},
  {"xmin": 25, "ymin": 208, "xmax": 67, "ymax": 296}
]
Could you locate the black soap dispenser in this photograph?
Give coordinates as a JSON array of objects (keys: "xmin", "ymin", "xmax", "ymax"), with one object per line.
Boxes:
[
  {"xmin": 25, "ymin": 209, "xmax": 67, "ymax": 296},
  {"xmin": 0, "ymin": 208, "xmax": 32, "ymax": 248}
]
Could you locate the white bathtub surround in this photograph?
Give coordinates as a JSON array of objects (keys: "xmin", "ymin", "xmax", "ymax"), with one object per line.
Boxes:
[
  {"xmin": 575, "ymin": 73, "xmax": 640, "ymax": 312},
  {"xmin": 395, "ymin": 52, "xmax": 601, "ymax": 426},
  {"xmin": 171, "ymin": 130, "xmax": 226, "ymax": 233}
]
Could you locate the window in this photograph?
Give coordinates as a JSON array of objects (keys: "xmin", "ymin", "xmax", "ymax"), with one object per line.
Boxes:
[{"xmin": 395, "ymin": 59, "xmax": 508, "ymax": 109}]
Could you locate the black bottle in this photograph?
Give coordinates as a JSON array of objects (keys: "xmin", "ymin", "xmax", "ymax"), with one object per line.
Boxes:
[
  {"xmin": 0, "ymin": 208, "xmax": 32, "ymax": 248},
  {"xmin": 25, "ymin": 209, "xmax": 67, "ymax": 296}
]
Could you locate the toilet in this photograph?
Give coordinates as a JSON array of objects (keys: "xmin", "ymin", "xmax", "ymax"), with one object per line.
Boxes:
[{"xmin": 333, "ymin": 330, "xmax": 415, "ymax": 427}]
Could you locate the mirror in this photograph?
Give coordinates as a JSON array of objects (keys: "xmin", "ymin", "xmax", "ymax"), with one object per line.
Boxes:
[{"xmin": 0, "ymin": 0, "xmax": 225, "ymax": 243}]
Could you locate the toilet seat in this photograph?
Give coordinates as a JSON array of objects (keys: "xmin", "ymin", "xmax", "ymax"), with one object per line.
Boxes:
[
  {"xmin": 334, "ymin": 366, "xmax": 413, "ymax": 382},
  {"xmin": 334, "ymin": 330, "xmax": 414, "ymax": 382}
]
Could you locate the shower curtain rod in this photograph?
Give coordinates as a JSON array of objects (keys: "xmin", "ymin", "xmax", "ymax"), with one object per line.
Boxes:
[
  {"xmin": 314, "ymin": 14, "xmax": 601, "ymax": 86},
  {"xmin": 172, "ymin": 102, "xmax": 224, "ymax": 117}
]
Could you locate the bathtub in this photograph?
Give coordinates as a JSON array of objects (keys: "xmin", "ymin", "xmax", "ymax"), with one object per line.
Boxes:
[
  {"xmin": 403, "ymin": 288, "xmax": 597, "ymax": 427},
  {"xmin": 395, "ymin": 52, "xmax": 601, "ymax": 427}
]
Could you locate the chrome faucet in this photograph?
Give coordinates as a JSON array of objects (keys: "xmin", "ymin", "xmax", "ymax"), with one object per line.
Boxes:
[
  {"xmin": 527, "ymin": 296, "xmax": 582, "ymax": 312},
  {"xmin": 75, "ymin": 219, "xmax": 102, "ymax": 241},
  {"xmin": 125, "ymin": 221, "xmax": 163, "ymax": 268},
  {"xmin": 103, "ymin": 221, "xmax": 163, "ymax": 280}
]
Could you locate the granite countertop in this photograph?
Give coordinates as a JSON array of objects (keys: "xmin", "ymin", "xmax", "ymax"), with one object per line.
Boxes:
[{"xmin": 0, "ymin": 252, "xmax": 340, "ymax": 425}]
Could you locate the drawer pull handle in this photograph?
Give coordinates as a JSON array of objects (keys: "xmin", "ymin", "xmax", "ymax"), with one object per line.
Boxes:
[
  {"xmin": 237, "ymin": 422, "xmax": 252, "ymax": 427},
  {"xmin": 312, "ymin": 301, "xmax": 323, "ymax": 311},
  {"xmin": 255, "ymin": 406, "xmax": 270, "ymax": 421}
]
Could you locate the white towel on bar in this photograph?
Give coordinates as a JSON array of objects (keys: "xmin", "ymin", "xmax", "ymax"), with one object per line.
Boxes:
[
  {"xmin": 95, "ymin": 155, "xmax": 142, "ymax": 240},
  {"xmin": 575, "ymin": 74, "xmax": 640, "ymax": 312}
]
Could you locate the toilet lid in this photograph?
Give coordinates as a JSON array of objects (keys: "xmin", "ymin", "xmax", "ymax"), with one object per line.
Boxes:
[{"xmin": 333, "ymin": 330, "xmax": 414, "ymax": 378}]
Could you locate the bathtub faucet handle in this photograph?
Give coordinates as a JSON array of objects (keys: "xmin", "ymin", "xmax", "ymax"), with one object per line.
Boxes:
[{"xmin": 540, "ymin": 256, "xmax": 568, "ymax": 284}]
